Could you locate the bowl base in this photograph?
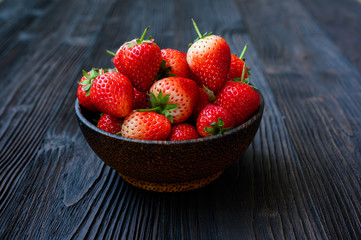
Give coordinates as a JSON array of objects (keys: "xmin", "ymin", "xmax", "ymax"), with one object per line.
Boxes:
[{"xmin": 119, "ymin": 171, "xmax": 224, "ymax": 192}]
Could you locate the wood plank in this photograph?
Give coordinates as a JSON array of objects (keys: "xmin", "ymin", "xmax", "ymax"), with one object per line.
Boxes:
[
  {"xmin": 0, "ymin": 0, "xmax": 118, "ymax": 238},
  {"xmin": 299, "ymin": 0, "xmax": 361, "ymax": 75},
  {"xmin": 235, "ymin": 0, "xmax": 361, "ymax": 238}
]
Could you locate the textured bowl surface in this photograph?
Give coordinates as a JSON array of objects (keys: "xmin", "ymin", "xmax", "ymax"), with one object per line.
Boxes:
[{"xmin": 75, "ymin": 90, "xmax": 264, "ymax": 192}]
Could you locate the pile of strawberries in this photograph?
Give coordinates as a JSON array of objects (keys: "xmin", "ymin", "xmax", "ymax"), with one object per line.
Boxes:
[{"xmin": 77, "ymin": 20, "xmax": 260, "ymax": 141}]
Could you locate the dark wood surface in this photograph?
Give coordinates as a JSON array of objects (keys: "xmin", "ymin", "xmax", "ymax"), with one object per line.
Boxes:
[{"xmin": 1, "ymin": 0, "xmax": 360, "ymax": 239}]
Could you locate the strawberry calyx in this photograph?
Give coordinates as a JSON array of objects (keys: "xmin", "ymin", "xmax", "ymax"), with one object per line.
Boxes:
[
  {"xmin": 137, "ymin": 90, "xmax": 178, "ymax": 123},
  {"xmin": 114, "ymin": 120, "xmax": 123, "ymax": 136},
  {"xmin": 125, "ymin": 26, "xmax": 154, "ymax": 48},
  {"xmin": 232, "ymin": 62, "xmax": 257, "ymax": 89},
  {"xmin": 189, "ymin": 19, "xmax": 212, "ymax": 47},
  {"xmin": 233, "ymin": 77, "xmax": 250, "ymax": 84},
  {"xmin": 79, "ymin": 68, "xmax": 107, "ymax": 96},
  {"xmin": 204, "ymin": 117, "xmax": 233, "ymax": 135},
  {"xmin": 108, "ymin": 67, "xmax": 118, "ymax": 73},
  {"xmin": 232, "ymin": 77, "xmax": 257, "ymax": 90},
  {"xmin": 155, "ymin": 60, "xmax": 177, "ymax": 80}
]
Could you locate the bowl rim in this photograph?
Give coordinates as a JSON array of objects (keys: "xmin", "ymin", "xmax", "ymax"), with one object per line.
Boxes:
[{"xmin": 75, "ymin": 89, "xmax": 264, "ymax": 145}]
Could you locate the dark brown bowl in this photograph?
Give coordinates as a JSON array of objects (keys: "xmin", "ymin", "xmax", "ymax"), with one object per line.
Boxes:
[{"xmin": 75, "ymin": 90, "xmax": 264, "ymax": 192}]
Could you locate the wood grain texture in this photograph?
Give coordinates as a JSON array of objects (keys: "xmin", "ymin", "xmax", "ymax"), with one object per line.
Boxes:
[
  {"xmin": 299, "ymin": 0, "xmax": 361, "ymax": 74},
  {"xmin": 236, "ymin": 0, "xmax": 361, "ymax": 238},
  {"xmin": 0, "ymin": 0, "xmax": 360, "ymax": 239}
]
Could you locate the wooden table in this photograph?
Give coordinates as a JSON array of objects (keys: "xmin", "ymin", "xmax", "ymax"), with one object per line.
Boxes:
[{"xmin": 1, "ymin": 0, "xmax": 360, "ymax": 239}]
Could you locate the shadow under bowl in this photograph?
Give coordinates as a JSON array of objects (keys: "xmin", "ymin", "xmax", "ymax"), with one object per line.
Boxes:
[{"xmin": 75, "ymin": 90, "xmax": 264, "ymax": 192}]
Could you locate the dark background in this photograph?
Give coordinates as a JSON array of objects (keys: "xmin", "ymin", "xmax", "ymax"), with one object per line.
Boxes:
[{"xmin": 1, "ymin": 0, "xmax": 361, "ymax": 239}]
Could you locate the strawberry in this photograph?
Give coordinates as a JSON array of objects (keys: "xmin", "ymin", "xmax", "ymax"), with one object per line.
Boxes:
[
  {"xmin": 149, "ymin": 77, "xmax": 199, "ymax": 124},
  {"xmin": 121, "ymin": 111, "xmax": 171, "ymax": 140},
  {"xmin": 77, "ymin": 68, "xmax": 105, "ymax": 111},
  {"xmin": 187, "ymin": 19, "xmax": 231, "ymax": 92},
  {"xmin": 112, "ymin": 27, "xmax": 162, "ymax": 92},
  {"xmin": 133, "ymin": 88, "xmax": 150, "ymax": 110},
  {"xmin": 97, "ymin": 113, "xmax": 123, "ymax": 135},
  {"xmin": 196, "ymin": 104, "xmax": 235, "ymax": 137},
  {"xmin": 89, "ymin": 72, "xmax": 134, "ymax": 118},
  {"xmin": 215, "ymin": 64, "xmax": 260, "ymax": 126},
  {"xmin": 169, "ymin": 123, "xmax": 200, "ymax": 141},
  {"xmin": 190, "ymin": 87, "xmax": 210, "ymax": 121},
  {"xmin": 158, "ymin": 49, "xmax": 191, "ymax": 79},
  {"xmin": 228, "ymin": 44, "xmax": 250, "ymax": 80}
]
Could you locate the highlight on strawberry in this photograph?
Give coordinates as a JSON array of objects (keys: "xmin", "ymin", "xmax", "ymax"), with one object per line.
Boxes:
[{"xmin": 76, "ymin": 21, "xmax": 261, "ymax": 140}]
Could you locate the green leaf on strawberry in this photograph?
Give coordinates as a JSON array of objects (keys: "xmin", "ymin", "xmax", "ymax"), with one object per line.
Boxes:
[
  {"xmin": 137, "ymin": 90, "xmax": 178, "ymax": 123},
  {"xmin": 155, "ymin": 60, "xmax": 177, "ymax": 80},
  {"xmin": 78, "ymin": 68, "xmax": 106, "ymax": 96},
  {"xmin": 204, "ymin": 117, "xmax": 233, "ymax": 135}
]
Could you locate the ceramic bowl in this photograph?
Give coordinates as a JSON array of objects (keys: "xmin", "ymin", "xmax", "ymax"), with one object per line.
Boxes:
[{"xmin": 75, "ymin": 90, "xmax": 264, "ymax": 192}]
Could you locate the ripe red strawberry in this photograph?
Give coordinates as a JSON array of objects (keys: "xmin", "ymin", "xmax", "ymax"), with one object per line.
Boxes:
[
  {"xmin": 187, "ymin": 19, "xmax": 231, "ymax": 92},
  {"xmin": 169, "ymin": 123, "xmax": 200, "ymax": 141},
  {"xmin": 159, "ymin": 49, "xmax": 191, "ymax": 78},
  {"xmin": 133, "ymin": 88, "xmax": 150, "ymax": 110},
  {"xmin": 149, "ymin": 77, "xmax": 199, "ymax": 124},
  {"xmin": 97, "ymin": 113, "xmax": 123, "ymax": 135},
  {"xmin": 215, "ymin": 76, "xmax": 260, "ymax": 126},
  {"xmin": 121, "ymin": 111, "xmax": 171, "ymax": 140},
  {"xmin": 190, "ymin": 87, "xmax": 210, "ymax": 121},
  {"xmin": 77, "ymin": 68, "xmax": 105, "ymax": 111},
  {"xmin": 112, "ymin": 27, "xmax": 162, "ymax": 92},
  {"xmin": 228, "ymin": 44, "xmax": 250, "ymax": 80},
  {"xmin": 89, "ymin": 72, "xmax": 134, "ymax": 118},
  {"xmin": 196, "ymin": 104, "xmax": 235, "ymax": 137}
]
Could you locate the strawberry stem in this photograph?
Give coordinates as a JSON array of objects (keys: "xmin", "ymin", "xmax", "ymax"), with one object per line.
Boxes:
[
  {"xmin": 140, "ymin": 26, "xmax": 150, "ymax": 42},
  {"xmin": 189, "ymin": 19, "xmax": 212, "ymax": 47},
  {"xmin": 202, "ymin": 85, "xmax": 216, "ymax": 103},
  {"xmin": 106, "ymin": 50, "xmax": 116, "ymax": 56},
  {"xmin": 137, "ymin": 107, "xmax": 160, "ymax": 112},
  {"xmin": 241, "ymin": 62, "xmax": 247, "ymax": 82},
  {"xmin": 239, "ymin": 44, "xmax": 248, "ymax": 60},
  {"xmin": 126, "ymin": 26, "xmax": 153, "ymax": 48},
  {"xmin": 192, "ymin": 19, "xmax": 202, "ymax": 38},
  {"xmin": 241, "ymin": 63, "xmax": 247, "ymax": 82}
]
